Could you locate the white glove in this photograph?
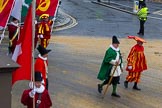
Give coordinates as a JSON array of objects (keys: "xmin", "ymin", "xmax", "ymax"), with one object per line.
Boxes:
[
  {"xmin": 35, "ymin": 20, "xmax": 37, "ymax": 24},
  {"xmin": 29, "ymin": 89, "xmax": 36, "ymax": 98},
  {"xmin": 29, "ymin": 81, "xmax": 34, "ymax": 89},
  {"xmin": 39, "ymin": 34, "xmax": 44, "ymax": 38},
  {"xmin": 127, "ymin": 66, "xmax": 132, "ymax": 70},
  {"xmin": 52, "ymin": 17, "xmax": 56, "ymax": 21}
]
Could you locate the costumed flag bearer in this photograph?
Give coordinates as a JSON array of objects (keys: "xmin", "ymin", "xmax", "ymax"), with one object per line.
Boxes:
[
  {"xmin": 97, "ymin": 36, "xmax": 123, "ymax": 98},
  {"xmin": 38, "ymin": 14, "xmax": 53, "ymax": 48},
  {"xmin": 124, "ymin": 36, "xmax": 147, "ymax": 90},
  {"xmin": 35, "ymin": 45, "xmax": 51, "ymax": 90},
  {"xmin": 21, "ymin": 71, "xmax": 52, "ymax": 108},
  {"xmin": 8, "ymin": 17, "xmax": 19, "ymax": 54},
  {"xmin": 34, "ymin": 19, "xmax": 39, "ymax": 49}
]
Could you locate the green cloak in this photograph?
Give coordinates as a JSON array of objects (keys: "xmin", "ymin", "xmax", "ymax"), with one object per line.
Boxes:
[{"xmin": 97, "ymin": 47, "xmax": 121, "ymax": 81}]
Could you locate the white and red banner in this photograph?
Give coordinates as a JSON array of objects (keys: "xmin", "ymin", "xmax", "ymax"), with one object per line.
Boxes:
[
  {"xmin": 0, "ymin": 0, "xmax": 15, "ymax": 29},
  {"xmin": 11, "ymin": 0, "xmax": 23, "ymax": 21},
  {"xmin": 36, "ymin": 0, "xmax": 59, "ymax": 16},
  {"xmin": 12, "ymin": 6, "xmax": 32, "ymax": 85}
]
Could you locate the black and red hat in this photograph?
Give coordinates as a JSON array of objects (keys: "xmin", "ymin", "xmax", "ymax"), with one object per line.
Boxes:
[{"xmin": 37, "ymin": 45, "xmax": 51, "ymax": 56}]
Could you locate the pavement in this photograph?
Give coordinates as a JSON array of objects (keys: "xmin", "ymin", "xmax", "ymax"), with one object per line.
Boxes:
[
  {"xmin": 41, "ymin": 36, "xmax": 162, "ymax": 108},
  {"xmin": 53, "ymin": 9, "xmax": 72, "ymax": 30},
  {"xmin": 92, "ymin": 0, "xmax": 162, "ymax": 20},
  {"xmin": 53, "ymin": 0, "xmax": 162, "ymax": 32},
  {"xmin": 55, "ymin": 0, "xmax": 162, "ymax": 29}
]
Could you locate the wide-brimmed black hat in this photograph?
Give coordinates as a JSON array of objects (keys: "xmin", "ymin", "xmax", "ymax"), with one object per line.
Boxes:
[
  {"xmin": 37, "ymin": 45, "xmax": 51, "ymax": 56},
  {"xmin": 112, "ymin": 35, "xmax": 120, "ymax": 44},
  {"xmin": 35, "ymin": 71, "xmax": 42, "ymax": 81}
]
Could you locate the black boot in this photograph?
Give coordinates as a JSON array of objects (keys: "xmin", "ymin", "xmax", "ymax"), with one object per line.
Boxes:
[
  {"xmin": 137, "ymin": 32, "xmax": 144, "ymax": 36},
  {"xmin": 111, "ymin": 84, "xmax": 120, "ymax": 98},
  {"xmin": 111, "ymin": 93, "xmax": 121, "ymax": 98},
  {"xmin": 124, "ymin": 81, "xmax": 128, "ymax": 88},
  {"xmin": 133, "ymin": 82, "xmax": 141, "ymax": 91},
  {"xmin": 98, "ymin": 84, "xmax": 103, "ymax": 93}
]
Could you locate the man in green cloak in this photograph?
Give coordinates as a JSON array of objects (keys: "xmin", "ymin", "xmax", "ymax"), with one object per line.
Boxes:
[{"xmin": 97, "ymin": 36, "xmax": 123, "ymax": 98}]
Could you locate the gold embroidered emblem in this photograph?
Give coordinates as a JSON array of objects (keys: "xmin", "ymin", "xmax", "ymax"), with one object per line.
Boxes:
[
  {"xmin": 0, "ymin": 0, "xmax": 9, "ymax": 13},
  {"xmin": 37, "ymin": 0, "xmax": 50, "ymax": 12}
]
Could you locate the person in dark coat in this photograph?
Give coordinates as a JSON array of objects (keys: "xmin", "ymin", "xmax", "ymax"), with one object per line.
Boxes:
[
  {"xmin": 137, "ymin": 3, "xmax": 148, "ymax": 36},
  {"xmin": 97, "ymin": 36, "xmax": 123, "ymax": 98}
]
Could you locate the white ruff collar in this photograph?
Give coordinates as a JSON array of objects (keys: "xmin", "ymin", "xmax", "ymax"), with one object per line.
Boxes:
[
  {"xmin": 28, "ymin": 82, "xmax": 45, "ymax": 93},
  {"xmin": 11, "ymin": 22, "xmax": 19, "ymax": 27},
  {"xmin": 35, "ymin": 85, "xmax": 45, "ymax": 93},
  {"xmin": 38, "ymin": 54, "xmax": 47, "ymax": 60},
  {"xmin": 110, "ymin": 44, "xmax": 119, "ymax": 51}
]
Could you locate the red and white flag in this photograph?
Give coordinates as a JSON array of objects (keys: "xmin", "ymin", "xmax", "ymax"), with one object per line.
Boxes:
[
  {"xmin": 36, "ymin": 0, "xmax": 59, "ymax": 16},
  {"xmin": 0, "ymin": 0, "xmax": 15, "ymax": 30},
  {"xmin": 12, "ymin": 6, "xmax": 32, "ymax": 85},
  {"xmin": 11, "ymin": 0, "xmax": 23, "ymax": 21}
]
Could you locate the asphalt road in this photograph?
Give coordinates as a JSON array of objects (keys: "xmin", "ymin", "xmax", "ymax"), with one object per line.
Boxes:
[
  {"xmin": 45, "ymin": 37, "xmax": 162, "ymax": 108},
  {"xmin": 55, "ymin": 0, "xmax": 162, "ymax": 39},
  {"xmin": 12, "ymin": 37, "xmax": 162, "ymax": 108}
]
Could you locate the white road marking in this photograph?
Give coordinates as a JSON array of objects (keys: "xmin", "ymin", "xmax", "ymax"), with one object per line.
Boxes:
[
  {"xmin": 54, "ymin": 11, "xmax": 78, "ymax": 31},
  {"xmin": 153, "ymin": 10, "xmax": 162, "ymax": 15}
]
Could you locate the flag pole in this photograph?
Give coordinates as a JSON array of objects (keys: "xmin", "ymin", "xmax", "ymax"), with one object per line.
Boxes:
[
  {"xmin": 32, "ymin": 0, "xmax": 36, "ymax": 108},
  {"xmin": 51, "ymin": 0, "xmax": 60, "ymax": 33}
]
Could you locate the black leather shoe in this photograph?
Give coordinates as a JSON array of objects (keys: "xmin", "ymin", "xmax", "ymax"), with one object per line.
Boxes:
[
  {"xmin": 133, "ymin": 86, "xmax": 141, "ymax": 91},
  {"xmin": 111, "ymin": 93, "xmax": 121, "ymax": 98},
  {"xmin": 124, "ymin": 81, "xmax": 128, "ymax": 88},
  {"xmin": 98, "ymin": 84, "xmax": 103, "ymax": 93},
  {"xmin": 137, "ymin": 32, "xmax": 144, "ymax": 36}
]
